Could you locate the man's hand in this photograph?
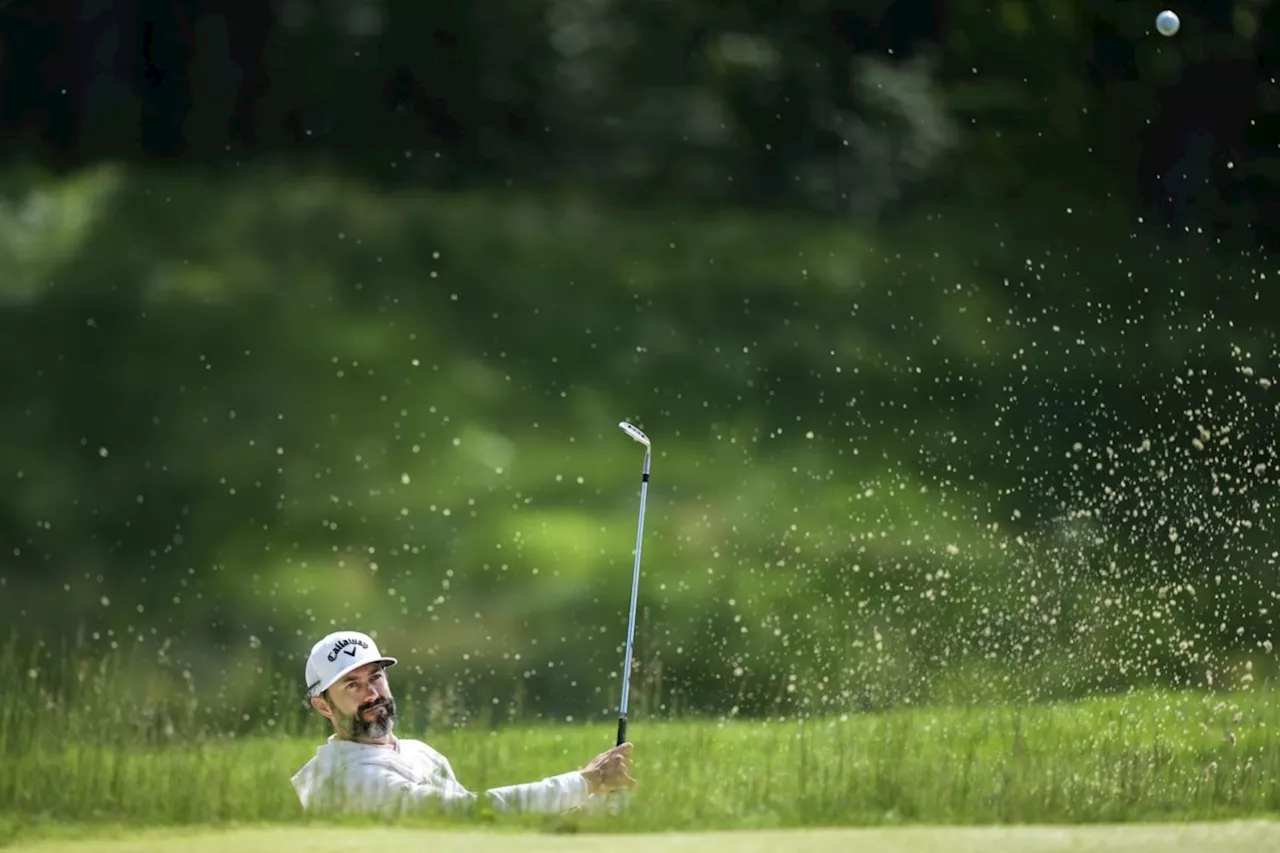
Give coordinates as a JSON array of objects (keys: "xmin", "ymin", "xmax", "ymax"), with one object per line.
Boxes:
[{"xmin": 580, "ymin": 742, "xmax": 636, "ymax": 795}]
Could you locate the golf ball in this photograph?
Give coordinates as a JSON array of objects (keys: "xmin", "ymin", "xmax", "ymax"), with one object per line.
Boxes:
[{"xmin": 1156, "ymin": 10, "xmax": 1180, "ymax": 36}]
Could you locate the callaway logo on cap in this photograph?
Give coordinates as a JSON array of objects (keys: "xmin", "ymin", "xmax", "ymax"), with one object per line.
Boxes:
[{"xmin": 304, "ymin": 630, "xmax": 398, "ymax": 697}]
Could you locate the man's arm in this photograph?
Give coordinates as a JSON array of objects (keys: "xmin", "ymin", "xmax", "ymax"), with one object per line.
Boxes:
[
  {"xmin": 475, "ymin": 770, "xmax": 592, "ymax": 814},
  {"xmin": 311, "ymin": 761, "xmax": 591, "ymax": 816}
]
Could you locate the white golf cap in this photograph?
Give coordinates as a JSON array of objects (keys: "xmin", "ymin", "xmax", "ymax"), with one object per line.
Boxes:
[{"xmin": 304, "ymin": 630, "xmax": 398, "ymax": 697}]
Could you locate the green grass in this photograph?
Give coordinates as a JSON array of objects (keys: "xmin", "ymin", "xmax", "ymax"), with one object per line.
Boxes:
[
  {"xmin": 2, "ymin": 683, "xmax": 1277, "ymax": 845},
  {"xmin": 5, "ymin": 823, "xmax": 1280, "ymax": 853}
]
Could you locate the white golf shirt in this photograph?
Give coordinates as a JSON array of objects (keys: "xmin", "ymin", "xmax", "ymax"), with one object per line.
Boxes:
[{"xmin": 291, "ymin": 735, "xmax": 592, "ymax": 816}]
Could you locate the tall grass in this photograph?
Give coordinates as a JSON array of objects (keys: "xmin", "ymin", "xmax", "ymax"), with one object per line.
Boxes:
[{"xmin": 2, "ymin": 639, "xmax": 1277, "ymax": 836}]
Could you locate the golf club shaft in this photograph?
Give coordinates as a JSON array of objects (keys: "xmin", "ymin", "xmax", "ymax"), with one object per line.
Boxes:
[{"xmin": 617, "ymin": 447, "xmax": 650, "ymax": 747}]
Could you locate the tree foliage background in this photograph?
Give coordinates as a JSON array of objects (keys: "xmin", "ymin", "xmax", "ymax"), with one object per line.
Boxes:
[{"xmin": 1, "ymin": 1, "xmax": 1278, "ymax": 731}]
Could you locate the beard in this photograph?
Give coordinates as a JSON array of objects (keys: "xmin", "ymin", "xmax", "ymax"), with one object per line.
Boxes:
[{"xmin": 344, "ymin": 695, "xmax": 397, "ymax": 740}]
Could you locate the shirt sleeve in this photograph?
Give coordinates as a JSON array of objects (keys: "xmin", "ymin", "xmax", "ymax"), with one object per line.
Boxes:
[
  {"xmin": 323, "ymin": 761, "xmax": 591, "ymax": 816},
  {"xmin": 477, "ymin": 770, "xmax": 592, "ymax": 814}
]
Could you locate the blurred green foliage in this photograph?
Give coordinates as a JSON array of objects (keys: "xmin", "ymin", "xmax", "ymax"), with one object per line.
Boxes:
[
  {"xmin": 1, "ymin": 0, "xmax": 1279, "ymax": 730},
  {"xmin": 0, "ymin": 164, "xmax": 1276, "ymax": 727}
]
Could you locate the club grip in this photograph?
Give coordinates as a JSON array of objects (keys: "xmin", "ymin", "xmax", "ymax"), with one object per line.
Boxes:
[{"xmin": 615, "ymin": 714, "xmax": 627, "ymax": 747}]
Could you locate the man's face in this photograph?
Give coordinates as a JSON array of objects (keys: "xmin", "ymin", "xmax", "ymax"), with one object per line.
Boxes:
[{"xmin": 314, "ymin": 662, "xmax": 396, "ymax": 740}]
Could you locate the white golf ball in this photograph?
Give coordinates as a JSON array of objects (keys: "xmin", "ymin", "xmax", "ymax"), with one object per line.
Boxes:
[{"xmin": 1156, "ymin": 10, "xmax": 1180, "ymax": 36}]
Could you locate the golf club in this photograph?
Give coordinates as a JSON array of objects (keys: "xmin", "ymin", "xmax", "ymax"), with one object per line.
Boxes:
[{"xmin": 616, "ymin": 421, "xmax": 650, "ymax": 748}]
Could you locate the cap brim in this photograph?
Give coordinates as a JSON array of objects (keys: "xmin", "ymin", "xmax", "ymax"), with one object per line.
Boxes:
[{"xmin": 313, "ymin": 656, "xmax": 397, "ymax": 696}]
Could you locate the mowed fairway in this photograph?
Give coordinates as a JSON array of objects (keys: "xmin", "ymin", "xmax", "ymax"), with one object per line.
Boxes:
[{"xmin": 6, "ymin": 823, "xmax": 1280, "ymax": 853}]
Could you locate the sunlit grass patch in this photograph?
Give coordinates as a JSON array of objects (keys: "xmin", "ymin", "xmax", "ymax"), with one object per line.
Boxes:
[
  {"xmin": 6, "ymin": 822, "xmax": 1280, "ymax": 853},
  {"xmin": 2, "ymin": 680, "xmax": 1276, "ymax": 837}
]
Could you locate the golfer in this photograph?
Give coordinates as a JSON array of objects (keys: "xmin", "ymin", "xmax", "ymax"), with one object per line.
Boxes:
[{"xmin": 291, "ymin": 630, "xmax": 636, "ymax": 815}]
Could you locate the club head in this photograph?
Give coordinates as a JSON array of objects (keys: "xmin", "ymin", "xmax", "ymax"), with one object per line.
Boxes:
[{"xmin": 618, "ymin": 421, "xmax": 651, "ymax": 448}]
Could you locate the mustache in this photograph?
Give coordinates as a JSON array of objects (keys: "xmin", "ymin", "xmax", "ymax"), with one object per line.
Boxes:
[{"xmin": 350, "ymin": 695, "xmax": 396, "ymax": 738}]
